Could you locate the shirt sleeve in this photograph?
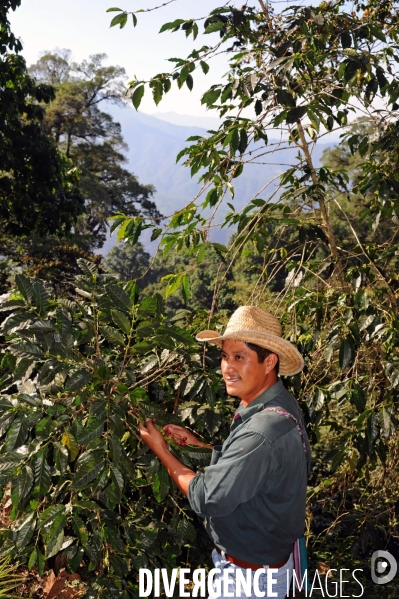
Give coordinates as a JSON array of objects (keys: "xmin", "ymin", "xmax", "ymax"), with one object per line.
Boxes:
[{"xmin": 188, "ymin": 429, "xmax": 278, "ymax": 518}]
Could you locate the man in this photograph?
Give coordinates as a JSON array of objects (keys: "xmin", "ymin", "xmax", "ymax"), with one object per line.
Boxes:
[{"xmin": 139, "ymin": 306, "xmax": 311, "ymax": 599}]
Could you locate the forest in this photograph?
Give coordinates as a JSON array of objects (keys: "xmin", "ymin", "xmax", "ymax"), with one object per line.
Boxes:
[{"xmin": 1, "ymin": 0, "xmax": 399, "ymax": 596}]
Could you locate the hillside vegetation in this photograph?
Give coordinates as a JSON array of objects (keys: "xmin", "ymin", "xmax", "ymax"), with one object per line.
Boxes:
[{"xmin": 1, "ymin": 0, "xmax": 399, "ymax": 596}]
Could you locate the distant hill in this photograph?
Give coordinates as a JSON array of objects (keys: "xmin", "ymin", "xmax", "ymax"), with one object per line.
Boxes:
[
  {"xmin": 151, "ymin": 111, "xmax": 221, "ymax": 131},
  {"xmin": 102, "ymin": 105, "xmax": 334, "ymax": 253}
]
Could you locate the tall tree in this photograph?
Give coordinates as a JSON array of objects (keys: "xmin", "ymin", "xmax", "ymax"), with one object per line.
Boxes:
[
  {"xmin": 29, "ymin": 51, "xmax": 160, "ymax": 251},
  {"xmin": 104, "ymin": 240, "xmax": 153, "ymax": 283},
  {"xmin": 0, "ymin": 50, "xmax": 162, "ymax": 290},
  {"xmin": 0, "ymin": 1, "xmax": 83, "ymax": 237}
]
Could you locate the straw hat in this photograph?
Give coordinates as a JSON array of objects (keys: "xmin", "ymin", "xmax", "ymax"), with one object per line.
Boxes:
[{"xmin": 196, "ymin": 306, "xmax": 304, "ymax": 376}]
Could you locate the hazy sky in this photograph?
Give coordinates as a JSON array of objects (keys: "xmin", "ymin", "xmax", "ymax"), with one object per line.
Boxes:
[{"xmin": 9, "ymin": 0, "xmax": 231, "ymax": 116}]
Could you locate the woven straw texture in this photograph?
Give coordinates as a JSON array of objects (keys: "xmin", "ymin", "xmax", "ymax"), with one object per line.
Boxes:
[{"xmin": 196, "ymin": 306, "xmax": 304, "ymax": 376}]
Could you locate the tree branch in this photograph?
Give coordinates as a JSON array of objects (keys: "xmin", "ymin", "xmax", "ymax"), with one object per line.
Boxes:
[
  {"xmin": 296, "ymin": 120, "xmax": 347, "ymax": 289},
  {"xmin": 258, "ymin": 0, "xmax": 274, "ymax": 32}
]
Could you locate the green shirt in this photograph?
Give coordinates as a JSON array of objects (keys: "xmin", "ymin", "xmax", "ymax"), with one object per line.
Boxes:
[{"xmin": 188, "ymin": 379, "xmax": 311, "ymax": 564}]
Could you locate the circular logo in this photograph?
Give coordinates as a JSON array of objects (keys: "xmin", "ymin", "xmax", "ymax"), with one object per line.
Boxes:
[{"xmin": 371, "ymin": 550, "xmax": 397, "ymax": 585}]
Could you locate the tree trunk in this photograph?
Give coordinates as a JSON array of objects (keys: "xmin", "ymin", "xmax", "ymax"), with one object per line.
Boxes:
[{"xmin": 296, "ymin": 121, "xmax": 347, "ymax": 289}]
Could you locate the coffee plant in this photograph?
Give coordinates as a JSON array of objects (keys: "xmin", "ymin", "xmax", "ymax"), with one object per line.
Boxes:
[{"xmin": 0, "ymin": 260, "xmax": 231, "ymax": 597}]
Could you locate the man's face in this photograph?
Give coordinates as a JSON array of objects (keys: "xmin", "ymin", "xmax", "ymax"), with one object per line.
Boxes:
[{"xmin": 221, "ymin": 339, "xmax": 277, "ymax": 405}]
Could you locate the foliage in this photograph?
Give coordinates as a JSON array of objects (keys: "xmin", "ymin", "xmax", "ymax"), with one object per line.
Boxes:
[
  {"xmin": 0, "ymin": 262, "xmax": 232, "ymax": 597},
  {"xmin": 104, "ymin": 242, "xmax": 153, "ymax": 286},
  {"xmin": 105, "ymin": 0, "xmax": 399, "ymax": 583},
  {"xmin": 29, "ymin": 50, "xmax": 160, "ymax": 251},
  {"xmin": 0, "ymin": 47, "xmax": 161, "ymax": 292},
  {"xmin": 0, "ymin": 2, "xmax": 83, "ymax": 238},
  {"xmin": 0, "ymin": 557, "xmax": 25, "ymax": 598}
]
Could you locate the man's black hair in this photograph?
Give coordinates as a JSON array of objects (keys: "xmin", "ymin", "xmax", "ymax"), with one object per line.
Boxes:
[{"xmin": 245, "ymin": 342, "xmax": 280, "ymax": 375}]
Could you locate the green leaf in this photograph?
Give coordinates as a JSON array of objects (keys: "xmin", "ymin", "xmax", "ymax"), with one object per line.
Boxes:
[
  {"xmin": 203, "ymin": 188, "xmax": 219, "ymax": 208},
  {"xmin": 6, "ymin": 415, "xmax": 29, "ymax": 450},
  {"xmin": 109, "ymin": 436, "xmax": 122, "ymax": 463},
  {"xmin": 54, "ymin": 442, "xmax": 69, "ymax": 474},
  {"xmin": 132, "ymin": 84, "xmax": 145, "ymax": 110},
  {"xmin": 76, "ymin": 419, "xmax": 104, "ymax": 445},
  {"xmin": 201, "ymin": 88, "xmax": 220, "ymax": 106},
  {"xmin": 152, "ymin": 465, "xmax": 170, "ymax": 502},
  {"xmin": 31, "ymin": 280, "xmax": 50, "ymax": 314},
  {"xmin": 186, "ymin": 74, "xmax": 193, "ymax": 91},
  {"xmin": 181, "ymin": 275, "xmax": 192, "ymax": 304},
  {"xmin": 77, "ymin": 259, "xmax": 98, "ymax": 277},
  {"xmin": 358, "ymin": 314, "xmax": 374, "ymax": 331},
  {"xmin": 350, "ymin": 386, "xmax": 367, "ymax": 414},
  {"xmin": 15, "ymin": 514, "xmax": 36, "ymax": 549},
  {"xmin": 110, "ymin": 12, "xmax": 128, "ymax": 28},
  {"xmin": 159, "ymin": 19, "xmax": 185, "ymax": 33},
  {"xmin": 74, "ymin": 500, "xmax": 100, "ymax": 512},
  {"xmin": 111, "ymin": 309, "xmax": 131, "ymax": 334},
  {"xmin": 46, "ymin": 527, "xmax": 65, "ymax": 558},
  {"xmin": 110, "ymin": 554, "xmax": 128, "ymax": 577},
  {"xmin": 0, "ymin": 452, "xmax": 23, "ymax": 474},
  {"xmin": 127, "ymin": 280, "xmax": 140, "ymax": 305},
  {"xmin": 100, "ymin": 325, "xmax": 125, "ymax": 346},
  {"xmin": 239, "ymin": 129, "xmax": 248, "ymax": 154},
  {"xmin": 379, "ymin": 406, "xmax": 396, "ymax": 438},
  {"xmin": 32, "ymin": 452, "xmax": 52, "ymax": 498},
  {"xmin": 152, "ymin": 80, "xmax": 163, "ymax": 105},
  {"xmin": 339, "ymin": 337, "xmax": 354, "ymax": 370},
  {"xmin": 204, "ymin": 20, "xmax": 225, "ymax": 34},
  {"xmin": 72, "ymin": 514, "xmax": 89, "ymax": 546},
  {"xmin": 230, "ymin": 128, "xmax": 240, "ymax": 153},
  {"xmin": 18, "ymin": 466, "xmax": 34, "ymax": 503},
  {"xmin": 110, "ymin": 465, "xmax": 124, "ymax": 497},
  {"xmin": 204, "ymin": 410, "xmax": 222, "ymax": 435},
  {"xmin": 163, "ymin": 274, "xmax": 183, "ymax": 299},
  {"xmin": 369, "ymin": 24, "xmax": 386, "ymax": 42},
  {"xmin": 200, "ymin": 60, "xmax": 209, "ymax": 74},
  {"xmin": 105, "ymin": 283, "xmax": 133, "ymax": 312},
  {"xmin": 65, "ymin": 369, "xmax": 92, "ymax": 392},
  {"xmin": 356, "ymin": 409, "xmax": 373, "ymax": 428},
  {"xmin": 37, "ymin": 549, "xmax": 45, "ymax": 575},
  {"xmin": 286, "ymin": 106, "xmax": 307, "ymax": 124},
  {"xmin": 276, "ymin": 89, "xmax": 296, "ymax": 107},
  {"xmin": 341, "ymin": 32, "xmax": 352, "ymax": 48},
  {"xmin": 331, "ymin": 447, "xmax": 347, "ymax": 472},
  {"xmin": 10, "ymin": 340, "xmax": 44, "ymax": 360},
  {"xmin": 14, "ymin": 358, "xmax": 33, "ymax": 381},
  {"xmin": 176, "ymin": 517, "xmax": 196, "ymax": 544},
  {"xmin": 2, "ymin": 312, "xmax": 33, "ymax": 334},
  {"xmin": 109, "ymin": 214, "xmax": 126, "ymax": 235},
  {"xmin": 150, "ymin": 227, "xmax": 162, "ymax": 242},
  {"xmin": 28, "ymin": 548, "xmax": 37, "ymax": 569},
  {"xmin": 15, "ymin": 274, "xmax": 33, "ymax": 303},
  {"xmin": 72, "ymin": 459, "xmax": 105, "ymax": 488},
  {"xmin": 106, "ymin": 7, "xmax": 123, "ymax": 11}
]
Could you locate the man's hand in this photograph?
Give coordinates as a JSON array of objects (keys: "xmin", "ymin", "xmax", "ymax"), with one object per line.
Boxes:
[
  {"xmin": 164, "ymin": 424, "xmax": 213, "ymax": 450},
  {"xmin": 138, "ymin": 418, "xmax": 197, "ymax": 497},
  {"xmin": 139, "ymin": 418, "xmax": 168, "ymax": 454}
]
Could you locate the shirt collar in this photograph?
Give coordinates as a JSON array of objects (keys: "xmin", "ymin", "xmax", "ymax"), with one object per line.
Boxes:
[{"xmin": 232, "ymin": 379, "xmax": 285, "ymax": 427}]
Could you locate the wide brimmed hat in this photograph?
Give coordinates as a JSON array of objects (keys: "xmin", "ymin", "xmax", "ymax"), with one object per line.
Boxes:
[{"xmin": 196, "ymin": 306, "xmax": 304, "ymax": 376}]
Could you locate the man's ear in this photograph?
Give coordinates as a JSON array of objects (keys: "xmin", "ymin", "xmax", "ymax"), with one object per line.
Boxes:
[{"xmin": 265, "ymin": 352, "xmax": 278, "ymax": 374}]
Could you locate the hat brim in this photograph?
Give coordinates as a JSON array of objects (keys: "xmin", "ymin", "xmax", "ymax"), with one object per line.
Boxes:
[{"xmin": 196, "ymin": 329, "xmax": 304, "ymax": 376}]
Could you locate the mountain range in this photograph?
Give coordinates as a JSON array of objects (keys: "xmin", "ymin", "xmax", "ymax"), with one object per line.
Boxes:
[{"xmin": 102, "ymin": 106, "xmax": 334, "ymax": 254}]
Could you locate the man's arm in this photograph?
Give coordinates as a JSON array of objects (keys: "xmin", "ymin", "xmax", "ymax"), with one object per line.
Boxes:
[
  {"xmin": 188, "ymin": 429, "xmax": 278, "ymax": 518},
  {"xmin": 139, "ymin": 418, "xmax": 197, "ymax": 496}
]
